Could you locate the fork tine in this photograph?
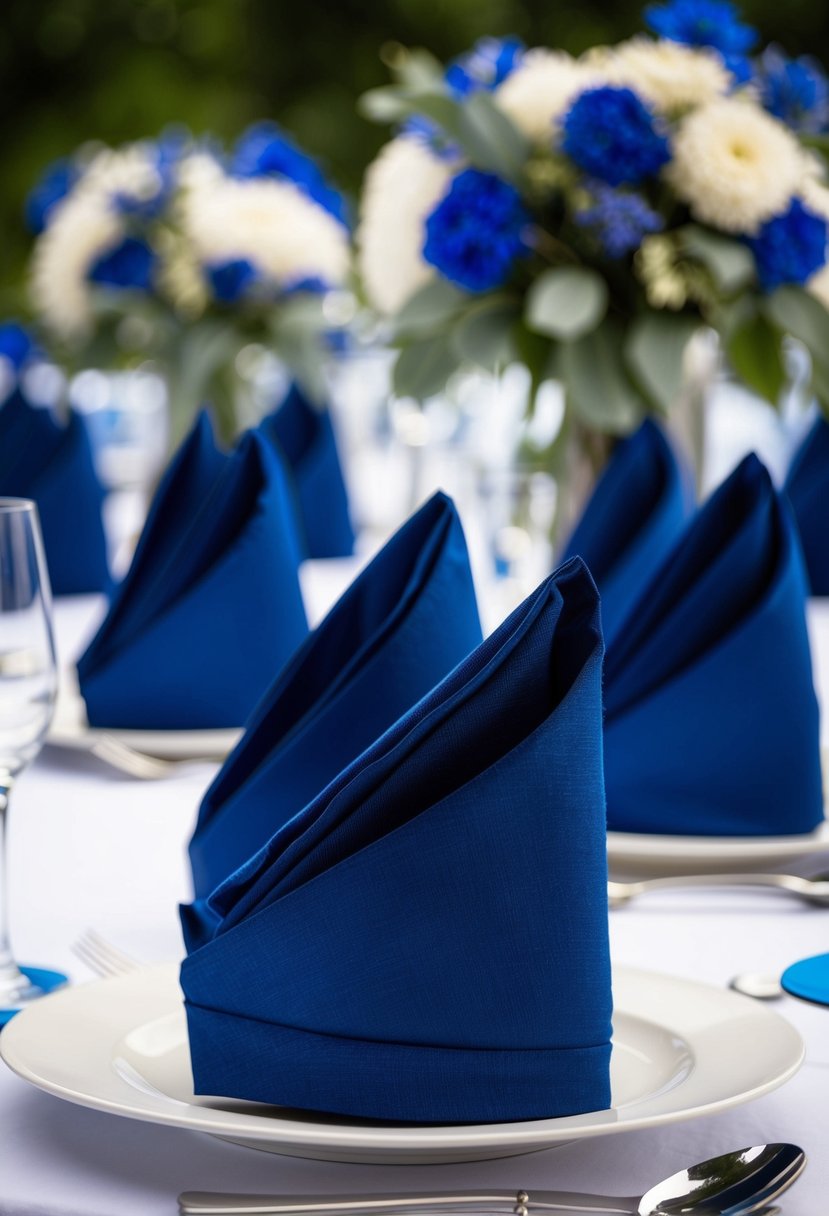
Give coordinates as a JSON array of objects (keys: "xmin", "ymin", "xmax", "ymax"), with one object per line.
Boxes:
[
  {"xmin": 71, "ymin": 930, "xmax": 140, "ymax": 978},
  {"xmin": 83, "ymin": 929, "xmax": 139, "ymax": 971}
]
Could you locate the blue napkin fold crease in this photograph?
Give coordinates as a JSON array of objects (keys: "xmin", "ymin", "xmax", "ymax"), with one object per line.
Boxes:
[
  {"xmin": 785, "ymin": 414, "xmax": 829, "ymax": 595},
  {"xmin": 180, "ymin": 557, "xmax": 612, "ymax": 1124}
]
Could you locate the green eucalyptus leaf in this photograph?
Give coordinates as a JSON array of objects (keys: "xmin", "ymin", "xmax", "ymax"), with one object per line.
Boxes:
[
  {"xmin": 680, "ymin": 225, "xmax": 756, "ymax": 294},
  {"xmin": 511, "ymin": 321, "xmax": 555, "ymax": 412},
  {"xmin": 358, "ymin": 87, "xmax": 415, "ymax": 123},
  {"xmin": 393, "ymin": 334, "xmax": 460, "ymax": 400},
  {"xmin": 392, "ymin": 278, "xmax": 468, "ymax": 339},
  {"xmin": 454, "ymin": 91, "xmax": 529, "ymax": 180},
  {"xmin": 525, "ymin": 267, "xmax": 609, "ymax": 341},
  {"xmin": 395, "ymin": 48, "xmax": 446, "ymax": 90},
  {"xmin": 764, "ymin": 286, "xmax": 829, "ymax": 365},
  {"xmin": 452, "ymin": 298, "xmax": 520, "ymax": 368},
  {"xmin": 725, "ymin": 307, "xmax": 787, "ymax": 406},
  {"xmin": 561, "ymin": 320, "xmax": 648, "ymax": 434},
  {"xmin": 625, "ymin": 312, "xmax": 701, "ymax": 414}
]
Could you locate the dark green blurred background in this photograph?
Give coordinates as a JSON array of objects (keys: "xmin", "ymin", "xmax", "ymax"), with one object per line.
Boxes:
[{"xmin": 4, "ymin": 0, "xmax": 828, "ymax": 306}]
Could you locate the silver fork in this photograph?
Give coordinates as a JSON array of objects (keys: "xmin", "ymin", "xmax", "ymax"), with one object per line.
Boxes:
[
  {"xmin": 71, "ymin": 929, "xmax": 141, "ymax": 978},
  {"xmin": 608, "ymin": 870, "xmax": 829, "ymax": 909},
  {"xmin": 89, "ymin": 735, "xmax": 219, "ymax": 780}
]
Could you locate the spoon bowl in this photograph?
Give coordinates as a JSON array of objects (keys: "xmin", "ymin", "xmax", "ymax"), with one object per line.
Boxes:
[{"xmin": 638, "ymin": 1143, "xmax": 806, "ymax": 1215}]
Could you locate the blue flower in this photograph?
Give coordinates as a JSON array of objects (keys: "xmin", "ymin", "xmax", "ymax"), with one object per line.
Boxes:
[
  {"xmin": 231, "ymin": 121, "xmax": 348, "ymax": 226},
  {"xmin": 445, "ymin": 36, "xmax": 524, "ymax": 98},
  {"xmin": 576, "ymin": 183, "xmax": 664, "ymax": 258},
  {"xmin": 25, "ymin": 159, "xmax": 76, "ymax": 233},
  {"xmin": 0, "ymin": 321, "xmax": 36, "ymax": 370},
  {"xmin": 645, "ymin": 0, "xmax": 757, "ymax": 80},
  {"xmin": 757, "ymin": 46, "xmax": 829, "ymax": 134},
  {"xmin": 88, "ymin": 236, "xmax": 156, "ymax": 292},
  {"xmin": 747, "ymin": 199, "xmax": 828, "ymax": 292},
  {"xmin": 562, "ymin": 87, "xmax": 671, "ymax": 187},
  {"xmin": 282, "ymin": 276, "xmax": 329, "ymax": 295},
  {"xmin": 423, "ymin": 168, "xmax": 530, "ymax": 293},
  {"xmin": 206, "ymin": 258, "xmax": 261, "ymax": 303}
]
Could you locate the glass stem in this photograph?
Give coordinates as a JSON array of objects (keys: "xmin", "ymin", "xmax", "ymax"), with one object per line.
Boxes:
[{"xmin": 0, "ymin": 784, "xmax": 26, "ymax": 995}]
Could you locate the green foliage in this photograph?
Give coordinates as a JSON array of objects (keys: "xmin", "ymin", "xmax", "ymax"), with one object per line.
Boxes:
[
  {"xmin": 525, "ymin": 266, "xmax": 608, "ymax": 341},
  {"xmin": 560, "ymin": 318, "xmax": 647, "ymax": 434},
  {"xmin": 625, "ymin": 312, "xmax": 701, "ymax": 414}
]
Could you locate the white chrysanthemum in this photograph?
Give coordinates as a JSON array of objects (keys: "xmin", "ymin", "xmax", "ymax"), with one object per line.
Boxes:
[
  {"xmin": 176, "ymin": 151, "xmax": 225, "ymax": 195},
  {"xmin": 181, "ymin": 175, "xmax": 350, "ymax": 288},
  {"xmin": 800, "ymin": 175, "xmax": 829, "ymax": 221},
  {"xmin": 607, "ymin": 38, "xmax": 732, "ymax": 112},
  {"xmin": 30, "ymin": 190, "xmax": 122, "ymax": 340},
  {"xmin": 81, "ymin": 143, "xmax": 165, "ymax": 209},
  {"xmin": 808, "ymin": 263, "xmax": 829, "ymax": 310},
  {"xmin": 494, "ymin": 50, "xmax": 603, "ymax": 143},
  {"xmin": 667, "ymin": 99, "xmax": 805, "ymax": 234},
  {"xmin": 357, "ymin": 136, "xmax": 455, "ymax": 315}
]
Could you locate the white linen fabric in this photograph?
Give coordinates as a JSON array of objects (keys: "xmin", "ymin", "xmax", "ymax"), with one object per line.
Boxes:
[{"xmin": 0, "ymin": 589, "xmax": 827, "ymax": 1215}]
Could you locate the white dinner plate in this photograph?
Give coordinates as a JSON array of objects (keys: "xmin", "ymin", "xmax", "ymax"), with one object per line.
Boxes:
[
  {"xmin": 47, "ymin": 674, "xmax": 240, "ymax": 761},
  {"xmin": 607, "ymin": 819, "xmax": 829, "ymax": 876},
  {"xmin": 0, "ymin": 963, "xmax": 803, "ymax": 1165}
]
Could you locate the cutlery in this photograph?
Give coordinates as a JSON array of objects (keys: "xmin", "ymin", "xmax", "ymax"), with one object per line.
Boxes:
[
  {"xmin": 71, "ymin": 930, "xmax": 140, "ymax": 978},
  {"xmin": 178, "ymin": 1142, "xmax": 805, "ymax": 1215},
  {"xmin": 89, "ymin": 734, "xmax": 218, "ymax": 779},
  {"xmin": 729, "ymin": 974, "xmax": 784, "ymax": 1001},
  {"xmin": 608, "ymin": 871, "xmax": 829, "ymax": 909}
]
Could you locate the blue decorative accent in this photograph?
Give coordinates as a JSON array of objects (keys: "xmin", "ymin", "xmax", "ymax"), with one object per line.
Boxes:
[
  {"xmin": 757, "ymin": 45, "xmax": 829, "ymax": 134},
  {"xmin": 25, "ymin": 159, "xmax": 76, "ymax": 234},
  {"xmin": 445, "ymin": 36, "xmax": 524, "ymax": 97},
  {"xmin": 0, "ymin": 321, "xmax": 36, "ymax": 371},
  {"xmin": 88, "ymin": 236, "xmax": 156, "ymax": 292},
  {"xmin": 230, "ymin": 121, "xmax": 348, "ymax": 226},
  {"xmin": 747, "ymin": 198, "xmax": 828, "ymax": 292},
  {"xmin": 281, "ymin": 275, "xmax": 329, "ymax": 296},
  {"xmin": 183, "ymin": 491, "xmax": 481, "ymax": 949},
  {"xmin": 76, "ymin": 412, "xmax": 308, "ymax": 729},
  {"xmin": 423, "ymin": 168, "xmax": 530, "ymax": 292},
  {"xmin": 561, "ymin": 87, "xmax": 671, "ymax": 187},
  {"xmin": 562, "ymin": 420, "xmax": 691, "ymax": 645},
  {"xmin": 181, "ymin": 557, "xmax": 612, "ymax": 1123},
  {"xmin": 205, "ymin": 258, "xmax": 261, "ymax": 303},
  {"xmin": 576, "ymin": 182, "xmax": 664, "ymax": 257},
  {"xmin": 781, "ymin": 951, "xmax": 829, "ymax": 1007},
  {"xmin": 644, "ymin": 0, "xmax": 758, "ymax": 65},
  {"xmin": 604, "ymin": 454, "xmax": 824, "ymax": 837},
  {"xmin": 785, "ymin": 414, "xmax": 829, "ymax": 594},
  {"xmin": 0, "ymin": 967, "xmax": 69, "ymax": 1025}
]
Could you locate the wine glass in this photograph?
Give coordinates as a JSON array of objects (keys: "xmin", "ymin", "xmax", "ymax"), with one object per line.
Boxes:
[{"xmin": 0, "ymin": 499, "xmax": 58, "ymax": 1013}]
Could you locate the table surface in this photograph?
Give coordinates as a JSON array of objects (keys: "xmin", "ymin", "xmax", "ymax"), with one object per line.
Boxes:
[{"xmin": 1, "ymin": 584, "xmax": 828, "ymax": 1216}]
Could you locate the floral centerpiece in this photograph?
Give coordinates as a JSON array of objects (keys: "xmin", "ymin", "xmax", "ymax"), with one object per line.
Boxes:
[
  {"xmin": 26, "ymin": 124, "xmax": 353, "ymax": 439},
  {"xmin": 358, "ymin": 1, "xmax": 829, "ymax": 481}
]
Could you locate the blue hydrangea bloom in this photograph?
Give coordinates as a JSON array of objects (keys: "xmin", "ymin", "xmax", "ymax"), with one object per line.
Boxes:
[
  {"xmin": 645, "ymin": 0, "xmax": 757, "ymax": 80},
  {"xmin": 0, "ymin": 321, "xmax": 36, "ymax": 370},
  {"xmin": 206, "ymin": 258, "xmax": 261, "ymax": 303},
  {"xmin": 423, "ymin": 168, "xmax": 530, "ymax": 293},
  {"xmin": 747, "ymin": 199, "xmax": 828, "ymax": 291},
  {"xmin": 25, "ymin": 160, "xmax": 76, "ymax": 233},
  {"xmin": 231, "ymin": 121, "xmax": 348, "ymax": 227},
  {"xmin": 282, "ymin": 276, "xmax": 329, "ymax": 295},
  {"xmin": 576, "ymin": 183, "xmax": 664, "ymax": 257},
  {"xmin": 445, "ymin": 36, "xmax": 524, "ymax": 97},
  {"xmin": 88, "ymin": 236, "xmax": 156, "ymax": 292},
  {"xmin": 757, "ymin": 46, "xmax": 829, "ymax": 134},
  {"xmin": 562, "ymin": 87, "xmax": 671, "ymax": 187}
]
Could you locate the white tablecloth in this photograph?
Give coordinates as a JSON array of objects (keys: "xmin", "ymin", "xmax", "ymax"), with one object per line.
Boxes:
[{"xmin": 1, "ymin": 589, "xmax": 828, "ymax": 1215}]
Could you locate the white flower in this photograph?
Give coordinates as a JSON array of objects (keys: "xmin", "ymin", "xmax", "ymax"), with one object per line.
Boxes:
[
  {"xmin": 30, "ymin": 189, "xmax": 123, "ymax": 340},
  {"xmin": 494, "ymin": 50, "xmax": 603, "ymax": 143},
  {"xmin": 667, "ymin": 99, "xmax": 806, "ymax": 234},
  {"xmin": 180, "ymin": 174, "xmax": 350, "ymax": 289},
  {"xmin": 607, "ymin": 38, "xmax": 732, "ymax": 112},
  {"xmin": 807, "ymin": 263, "xmax": 829, "ymax": 310},
  {"xmin": 358, "ymin": 136, "xmax": 455, "ymax": 315},
  {"xmin": 81, "ymin": 143, "xmax": 165, "ymax": 210}
]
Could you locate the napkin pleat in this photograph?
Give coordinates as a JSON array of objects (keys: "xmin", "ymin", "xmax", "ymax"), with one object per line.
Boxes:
[
  {"xmin": 785, "ymin": 415, "xmax": 829, "ymax": 594},
  {"xmin": 181, "ymin": 559, "xmax": 613, "ymax": 1123}
]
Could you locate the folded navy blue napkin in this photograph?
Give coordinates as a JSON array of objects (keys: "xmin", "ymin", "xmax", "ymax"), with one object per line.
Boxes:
[
  {"xmin": 604, "ymin": 454, "xmax": 823, "ymax": 837},
  {"xmin": 259, "ymin": 383, "xmax": 355, "ymax": 559},
  {"xmin": 180, "ymin": 558, "xmax": 612, "ymax": 1124},
  {"xmin": 183, "ymin": 491, "xmax": 482, "ymax": 950},
  {"xmin": 562, "ymin": 419, "xmax": 689, "ymax": 643},
  {"xmin": 77, "ymin": 411, "xmax": 308, "ymax": 729},
  {"xmin": 0, "ymin": 390, "xmax": 109, "ymax": 596},
  {"xmin": 785, "ymin": 415, "xmax": 829, "ymax": 594}
]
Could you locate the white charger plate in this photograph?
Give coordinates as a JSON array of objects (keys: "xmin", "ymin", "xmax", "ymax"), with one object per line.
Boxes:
[
  {"xmin": 607, "ymin": 819, "xmax": 829, "ymax": 876},
  {"xmin": 47, "ymin": 675, "xmax": 240, "ymax": 761},
  {"xmin": 0, "ymin": 963, "xmax": 803, "ymax": 1165}
]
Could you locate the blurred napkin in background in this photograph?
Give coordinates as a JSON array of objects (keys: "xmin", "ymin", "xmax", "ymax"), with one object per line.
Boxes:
[
  {"xmin": 76, "ymin": 410, "xmax": 308, "ymax": 729},
  {"xmin": 562, "ymin": 419, "xmax": 690, "ymax": 644},
  {"xmin": 0, "ymin": 364, "xmax": 110, "ymax": 596},
  {"xmin": 604, "ymin": 453, "xmax": 824, "ymax": 837},
  {"xmin": 184, "ymin": 491, "xmax": 482, "ymax": 949},
  {"xmin": 259, "ymin": 382, "xmax": 355, "ymax": 558},
  {"xmin": 785, "ymin": 414, "xmax": 829, "ymax": 595},
  {"xmin": 180, "ymin": 559, "xmax": 612, "ymax": 1124}
]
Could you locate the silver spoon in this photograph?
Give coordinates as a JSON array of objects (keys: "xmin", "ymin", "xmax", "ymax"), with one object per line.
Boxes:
[
  {"xmin": 608, "ymin": 871, "xmax": 829, "ymax": 909},
  {"xmin": 178, "ymin": 1142, "xmax": 805, "ymax": 1215},
  {"xmin": 729, "ymin": 973, "xmax": 785, "ymax": 1001}
]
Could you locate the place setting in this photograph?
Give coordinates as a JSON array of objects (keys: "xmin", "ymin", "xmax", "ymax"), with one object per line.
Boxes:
[{"xmin": 4, "ymin": 2, "xmax": 829, "ymax": 1213}]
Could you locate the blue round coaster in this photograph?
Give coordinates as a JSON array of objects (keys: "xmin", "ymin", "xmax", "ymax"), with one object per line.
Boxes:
[
  {"xmin": 0, "ymin": 966, "xmax": 69, "ymax": 1027},
  {"xmin": 781, "ymin": 951, "xmax": 829, "ymax": 1009}
]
